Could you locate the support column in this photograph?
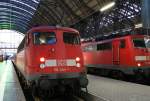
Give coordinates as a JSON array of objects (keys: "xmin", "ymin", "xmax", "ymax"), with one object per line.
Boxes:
[{"xmin": 142, "ymin": 0, "xmax": 150, "ymax": 28}]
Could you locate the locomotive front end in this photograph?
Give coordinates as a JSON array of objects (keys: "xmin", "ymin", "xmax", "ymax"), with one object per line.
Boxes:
[
  {"xmin": 131, "ymin": 36, "xmax": 150, "ymax": 77},
  {"xmin": 25, "ymin": 26, "xmax": 88, "ymax": 98}
]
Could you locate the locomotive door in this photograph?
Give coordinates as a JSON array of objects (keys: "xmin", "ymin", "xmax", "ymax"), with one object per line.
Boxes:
[{"xmin": 112, "ymin": 40, "xmax": 120, "ymax": 65}]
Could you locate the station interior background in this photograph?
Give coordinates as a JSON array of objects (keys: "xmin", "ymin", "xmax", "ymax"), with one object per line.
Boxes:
[{"xmin": 0, "ymin": 30, "xmax": 24, "ymax": 57}]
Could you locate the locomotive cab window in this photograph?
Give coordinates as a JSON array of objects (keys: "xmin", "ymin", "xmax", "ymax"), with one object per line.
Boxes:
[
  {"xmin": 133, "ymin": 38, "xmax": 146, "ymax": 48},
  {"xmin": 83, "ymin": 44, "xmax": 97, "ymax": 52},
  {"xmin": 33, "ymin": 32, "xmax": 56, "ymax": 45},
  {"xmin": 145, "ymin": 39, "xmax": 150, "ymax": 48},
  {"xmin": 63, "ymin": 32, "xmax": 80, "ymax": 45},
  {"xmin": 120, "ymin": 40, "xmax": 126, "ymax": 48},
  {"xmin": 97, "ymin": 42, "xmax": 112, "ymax": 50}
]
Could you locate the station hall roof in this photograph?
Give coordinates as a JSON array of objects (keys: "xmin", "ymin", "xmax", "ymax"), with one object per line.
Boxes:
[{"xmin": 0, "ymin": 0, "xmax": 141, "ymax": 38}]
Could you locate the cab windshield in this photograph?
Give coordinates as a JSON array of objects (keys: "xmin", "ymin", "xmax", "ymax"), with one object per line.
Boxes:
[
  {"xmin": 145, "ymin": 39, "xmax": 150, "ymax": 48},
  {"xmin": 133, "ymin": 38, "xmax": 146, "ymax": 48},
  {"xmin": 33, "ymin": 32, "xmax": 56, "ymax": 45},
  {"xmin": 63, "ymin": 32, "xmax": 80, "ymax": 45}
]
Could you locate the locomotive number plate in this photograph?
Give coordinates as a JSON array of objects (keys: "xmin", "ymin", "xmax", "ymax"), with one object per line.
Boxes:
[
  {"xmin": 45, "ymin": 59, "xmax": 76, "ymax": 67},
  {"xmin": 57, "ymin": 60, "xmax": 67, "ymax": 66},
  {"xmin": 45, "ymin": 60, "xmax": 57, "ymax": 66}
]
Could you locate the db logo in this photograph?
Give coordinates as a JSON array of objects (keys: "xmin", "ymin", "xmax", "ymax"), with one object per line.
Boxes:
[{"xmin": 57, "ymin": 60, "xmax": 66, "ymax": 66}]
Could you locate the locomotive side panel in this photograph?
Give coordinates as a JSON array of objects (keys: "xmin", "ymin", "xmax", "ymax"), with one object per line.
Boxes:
[
  {"xmin": 16, "ymin": 50, "xmax": 25, "ymax": 74},
  {"xmin": 82, "ymin": 35, "xmax": 150, "ymax": 77},
  {"xmin": 95, "ymin": 49, "xmax": 112, "ymax": 65},
  {"xmin": 16, "ymin": 37, "xmax": 26, "ymax": 77},
  {"xmin": 114, "ymin": 37, "xmax": 135, "ymax": 66},
  {"xmin": 82, "ymin": 43, "xmax": 96, "ymax": 66}
]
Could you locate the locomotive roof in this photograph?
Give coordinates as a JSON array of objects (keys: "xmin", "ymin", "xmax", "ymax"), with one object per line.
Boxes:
[
  {"xmin": 95, "ymin": 33, "xmax": 146, "ymax": 42},
  {"xmin": 82, "ymin": 34, "xmax": 148, "ymax": 47},
  {"xmin": 28, "ymin": 26, "xmax": 79, "ymax": 33},
  {"xmin": 82, "ymin": 34, "xmax": 146, "ymax": 45}
]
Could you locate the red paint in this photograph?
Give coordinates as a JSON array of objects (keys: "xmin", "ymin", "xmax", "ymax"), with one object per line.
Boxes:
[
  {"xmin": 15, "ymin": 26, "xmax": 85, "ymax": 79},
  {"xmin": 82, "ymin": 35, "xmax": 150, "ymax": 70}
]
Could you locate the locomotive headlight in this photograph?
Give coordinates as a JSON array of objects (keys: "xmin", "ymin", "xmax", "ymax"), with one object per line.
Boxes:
[
  {"xmin": 76, "ymin": 63, "xmax": 81, "ymax": 67},
  {"xmin": 40, "ymin": 57, "xmax": 45, "ymax": 62},
  {"xmin": 40, "ymin": 64, "xmax": 45, "ymax": 69},
  {"xmin": 137, "ymin": 63, "xmax": 141, "ymax": 67},
  {"xmin": 76, "ymin": 57, "xmax": 80, "ymax": 62}
]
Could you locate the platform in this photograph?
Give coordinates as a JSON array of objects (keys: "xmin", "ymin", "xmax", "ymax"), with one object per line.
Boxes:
[
  {"xmin": 87, "ymin": 74, "xmax": 150, "ymax": 101},
  {"xmin": 0, "ymin": 61, "xmax": 25, "ymax": 101}
]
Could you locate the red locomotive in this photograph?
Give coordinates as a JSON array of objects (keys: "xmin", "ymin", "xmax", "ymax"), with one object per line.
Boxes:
[
  {"xmin": 82, "ymin": 34, "xmax": 150, "ymax": 79},
  {"xmin": 14, "ymin": 26, "xmax": 88, "ymax": 98}
]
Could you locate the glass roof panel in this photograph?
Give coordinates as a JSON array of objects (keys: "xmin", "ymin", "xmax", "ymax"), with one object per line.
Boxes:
[
  {"xmin": 11, "ymin": 0, "xmax": 37, "ymax": 10},
  {"xmin": 0, "ymin": 2, "xmax": 34, "ymax": 16},
  {"xmin": 0, "ymin": 20, "xmax": 27, "ymax": 29},
  {"xmin": 0, "ymin": 17, "xmax": 28, "ymax": 26},
  {"xmin": 0, "ymin": 0, "xmax": 40, "ymax": 33},
  {"xmin": 0, "ymin": 29, "xmax": 24, "ymax": 55},
  {"xmin": 31, "ymin": 0, "xmax": 40, "ymax": 4},
  {"xmin": 0, "ymin": 12, "xmax": 30, "ymax": 22},
  {"xmin": 0, "ymin": 8, "xmax": 32, "ymax": 19}
]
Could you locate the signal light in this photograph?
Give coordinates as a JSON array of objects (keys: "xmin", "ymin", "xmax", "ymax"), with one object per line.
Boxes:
[
  {"xmin": 40, "ymin": 64, "xmax": 45, "ymax": 69},
  {"xmin": 76, "ymin": 57, "xmax": 80, "ymax": 62},
  {"xmin": 76, "ymin": 63, "xmax": 81, "ymax": 67},
  {"xmin": 137, "ymin": 63, "xmax": 141, "ymax": 67},
  {"xmin": 40, "ymin": 57, "xmax": 45, "ymax": 62}
]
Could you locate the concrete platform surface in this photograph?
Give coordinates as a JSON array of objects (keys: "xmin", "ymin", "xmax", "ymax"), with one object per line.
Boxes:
[
  {"xmin": 87, "ymin": 74, "xmax": 150, "ymax": 101},
  {"xmin": 0, "ymin": 61, "xmax": 25, "ymax": 101}
]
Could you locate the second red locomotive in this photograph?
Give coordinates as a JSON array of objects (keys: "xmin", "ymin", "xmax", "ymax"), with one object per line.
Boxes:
[
  {"xmin": 82, "ymin": 34, "xmax": 150, "ymax": 79},
  {"xmin": 14, "ymin": 26, "xmax": 88, "ymax": 98}
]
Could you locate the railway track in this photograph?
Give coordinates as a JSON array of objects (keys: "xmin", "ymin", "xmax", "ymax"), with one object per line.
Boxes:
[
  {"xmin": 13, "ymin": 62, "xmax": 108, "ymax": 101},
  {"xmin": 19, "ymin": 77, "xmax": 107, "ymax": 101},
  {"xmin": 32, "ymin": 91, "xmax": 108, "ymax": 101},
  {"xmin": 34, "ymin": 95, "xmax": 84, "ymax": 101}
]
